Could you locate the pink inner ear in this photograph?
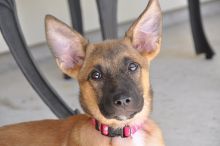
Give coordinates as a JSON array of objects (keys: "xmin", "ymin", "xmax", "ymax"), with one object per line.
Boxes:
[
  {"xmin": 49, "ymin": 30, "xmax": 85, "ymax": 70},
  {"xmin": 58, "ymin": 54, "xmax": 84, "ymax": 69},
  {"xmin": 133, "ymin": 13, "xmax": 161, "ymax": 53},
  {"xmin": 133, "ymin": 31, "xmax": 157, "ymax": 53},
  {"xmin": 55, "ymin": 43, "xmax": 85, "ymax": 70}
]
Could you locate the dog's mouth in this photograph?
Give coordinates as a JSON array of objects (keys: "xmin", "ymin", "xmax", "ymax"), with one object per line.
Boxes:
[
  {"xmin": 112, "ymin": 111, "xmax": 138, "ymax": 121},
  {"xmin": 103, "ymin": 113, "xmax": 137, "ymax": 121},
  {"xmin": 99, "ymin": 104, "xmax": 141, "ymax": 121}
]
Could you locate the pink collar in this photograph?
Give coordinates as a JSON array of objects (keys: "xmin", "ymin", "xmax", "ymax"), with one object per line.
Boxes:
[{"xmin": 91, "ymin": 119, "xmax": 142, "ymax": 138}]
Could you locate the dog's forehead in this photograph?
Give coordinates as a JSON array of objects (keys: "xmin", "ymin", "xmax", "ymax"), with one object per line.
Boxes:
[
  {"xmin": 87, "ymin": 40, "xmax": 143, "ymax": 63},
  {"xmin": 90, "ymin": 40, "xmax": 129, "ymax": 59}
]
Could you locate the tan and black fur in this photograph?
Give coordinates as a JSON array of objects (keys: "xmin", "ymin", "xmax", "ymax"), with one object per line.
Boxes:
[{"xmin": 0, "ymin": 0, "xmax": 165, "ymax": 146}]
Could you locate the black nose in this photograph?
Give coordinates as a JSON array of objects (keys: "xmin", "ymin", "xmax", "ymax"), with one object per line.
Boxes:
[{"xmin": 113, "ymin": 95, "xmax": 132, "ymax": 106}]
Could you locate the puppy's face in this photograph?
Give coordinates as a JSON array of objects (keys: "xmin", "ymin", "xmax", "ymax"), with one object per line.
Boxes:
[
  {"xmin": 78, "ymin": 40, "xmax": 150, "ymax": 124},
  {"xmin": 45, "ymin": 0, "xmax": 162, "ymax": 127}
]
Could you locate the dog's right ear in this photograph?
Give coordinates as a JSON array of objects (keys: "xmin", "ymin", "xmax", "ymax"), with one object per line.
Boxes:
[{"xmin": 45, "ymin": 15, "xmax": 88, "ymax": 77}]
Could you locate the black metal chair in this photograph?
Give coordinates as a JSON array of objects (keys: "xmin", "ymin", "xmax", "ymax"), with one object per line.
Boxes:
[{"xmin": 0, "ymin": 0, "xmax": 215, "ymax": 119}]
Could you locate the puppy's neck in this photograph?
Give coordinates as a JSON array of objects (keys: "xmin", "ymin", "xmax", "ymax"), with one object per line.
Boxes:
[
  {"xmin": 77, "ymin": 118, "xmax": 148, "ymax": 146},
  {"xmin": 91, "ymin": 118, "xmax": 145, "ymax": 138}
]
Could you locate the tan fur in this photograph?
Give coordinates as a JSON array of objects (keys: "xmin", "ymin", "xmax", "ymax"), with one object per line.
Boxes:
[
  {"xmin": 0, "ymin": 40, "xmax": 165, "ymax": 146},
  {"xmin": 0, "ymin": 0, "xmax": 165, "ymax": 145},
  {"xmin": 0, "ymin": 115, "xmax": 164, "ymax": 146}
]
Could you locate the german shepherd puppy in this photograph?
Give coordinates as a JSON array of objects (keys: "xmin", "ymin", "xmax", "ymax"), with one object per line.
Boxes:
[{"xmin": 0, "ymin": 0, "xmax": 165, "ymax": 145}]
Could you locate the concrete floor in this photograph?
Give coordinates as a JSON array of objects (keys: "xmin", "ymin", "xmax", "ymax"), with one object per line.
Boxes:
[{"xmin": 0, "ymin": 1, "xmax": 220, "ymax": 146}]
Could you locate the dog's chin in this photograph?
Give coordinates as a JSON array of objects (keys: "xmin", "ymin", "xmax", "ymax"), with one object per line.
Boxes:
[
  {"xmin": 114, "ymin": 115, "xmax": 130, "ymax": 121},
  {"xmin": 104, "ymin": 111, "xmax": 138, "ymax": 121}
]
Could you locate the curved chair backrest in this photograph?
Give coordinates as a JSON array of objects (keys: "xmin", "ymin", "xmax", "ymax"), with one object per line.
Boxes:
[{"xmin": 0, "ymin": 0, "xmax": 79, "ymax": 118}]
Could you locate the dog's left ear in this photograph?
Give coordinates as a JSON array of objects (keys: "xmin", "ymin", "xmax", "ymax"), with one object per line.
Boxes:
[{"xmin": 125, "ymin": 0, "xmax": 162, "ymax": 61}]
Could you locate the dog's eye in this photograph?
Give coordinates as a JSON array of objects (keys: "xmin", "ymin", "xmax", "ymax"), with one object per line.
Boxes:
[
  {"xmin": 90, "ymin": 70, "xmax": 102, "ymax": 80},
  {"xmin": 128, "ymin": 62, "xmax": 139, "ymax": 72}
]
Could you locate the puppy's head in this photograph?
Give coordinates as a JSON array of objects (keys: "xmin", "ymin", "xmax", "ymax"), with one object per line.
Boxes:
[{"xmin": 45, "ymin": 0, "xmax": 162, "ymax": 127}]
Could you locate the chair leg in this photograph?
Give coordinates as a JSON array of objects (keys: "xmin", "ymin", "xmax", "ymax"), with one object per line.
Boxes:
[
  {"xmin": 188, "ymin": 0, "xmax": 215, "ymax": 59},
  {"xmin": 65, "ymin": 0, "xmax": 84, "ymax": 79},
  {"xmin": 0, "ymin": 0, "xmax": 79, "ymax": 118},
  {"xmin": 96, "ymin": 0, "xmax": 118, "ymax": 40},
  {"xmin": 68, "ymin": 0, "xmax": 84, "ymax": 34}
]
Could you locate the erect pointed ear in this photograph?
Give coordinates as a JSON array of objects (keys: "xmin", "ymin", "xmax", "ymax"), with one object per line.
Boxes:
[
  {"xmin": 45, "ymin": 15, "xmax": 88, "ymax": 77},
  {"xmin": 125, "ymin": 0, "xmax": 162, "ymax": 61}
]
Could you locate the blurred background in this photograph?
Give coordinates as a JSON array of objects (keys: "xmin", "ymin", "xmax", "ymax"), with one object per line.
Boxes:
[{"xmin": 0, "ymin": 0, "xmax": 220, "ymax": 146}]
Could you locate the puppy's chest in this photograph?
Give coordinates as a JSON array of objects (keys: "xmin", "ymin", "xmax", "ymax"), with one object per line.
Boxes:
[{"xmin": 111, "ymin": 131, "xmax": 147, "ymax": 146}]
